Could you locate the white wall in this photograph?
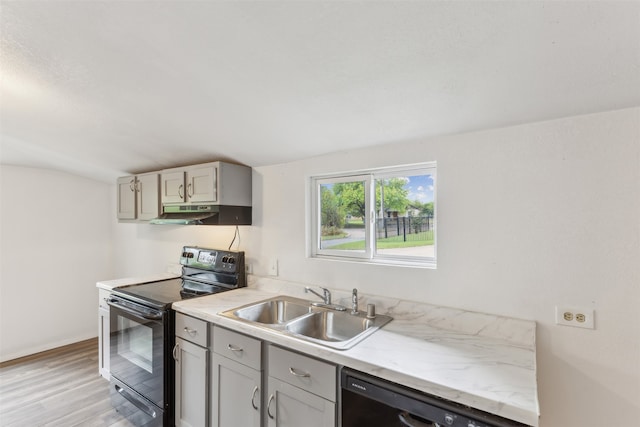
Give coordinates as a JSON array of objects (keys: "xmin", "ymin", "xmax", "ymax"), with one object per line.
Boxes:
[
  {"xmin": 0, "ymin": 165, "xmax": 113, "ymax": 361},
  {"xmin": 111, "ymin": 108, "xmax": 640, "ymax": 426}
]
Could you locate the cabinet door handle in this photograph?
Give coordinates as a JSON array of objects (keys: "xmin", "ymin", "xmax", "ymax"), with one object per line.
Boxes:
[
  {"xmin": 178, "ymin": 184, "xmax": 184, "ymax": 199},
  {"xmin": 251, "ymin": 385, "xmax": 259, "ymax": 410},
  {"xmin": 187, "ymin": 182, "xmax": 193, "ymax": 198},
  {"xmin": 289, "ymin": 367, "xmax": 311, "ymax": 378},
  {"xmin": 184, "ymin": 327, "xmax": 197, "ymax": 336},
  {"xmin": 172, "ymin": 343, "xmax": 179, "ymax": 362},
  {"xmin": 227, "ymin": 344, "xmax": 243, "ymax": 353},
  {"xmin": 129, "ymin": 179, "xmax": 136, "ymax": 192},
  {"xmin": 267, "ymin": 394, "xmax": 275, "ymax": 419}
]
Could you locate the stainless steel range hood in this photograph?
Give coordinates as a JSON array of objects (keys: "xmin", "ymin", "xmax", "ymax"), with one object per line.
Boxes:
[{"xmin": 150, "ymin": 205, "xmax": 251, "ymax": 225}]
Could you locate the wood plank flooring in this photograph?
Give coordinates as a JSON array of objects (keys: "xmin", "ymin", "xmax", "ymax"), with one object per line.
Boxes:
[{"xmin": 0, "ymin": 338, "xmax": 135, "ymax": 427}]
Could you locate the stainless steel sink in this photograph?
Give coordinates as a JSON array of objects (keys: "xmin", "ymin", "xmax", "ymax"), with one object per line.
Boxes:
[
  {"xmin": 232, "ymin": 297, "xmax": 311, "ymax": 324},
  {"xmin": 219, "ymin": 295, "xmax": 392, "ymax": 350},
  {"xmin": 285, "ymin": 309, "xmax": 392, "ymax": 349}
]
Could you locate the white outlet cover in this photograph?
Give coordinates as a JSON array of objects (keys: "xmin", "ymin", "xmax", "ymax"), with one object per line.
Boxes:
[
  {"xmin": 555, "ymin": 306, "xmax": 595, "ymax": 329},
  {"xmin": 268, "ymin": 258, "xmax": 278, "ymax": 276}
]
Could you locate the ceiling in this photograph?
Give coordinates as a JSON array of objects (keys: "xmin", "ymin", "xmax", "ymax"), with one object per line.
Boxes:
[{"xmin": 1, "ymin": 1, "xmax": 639, "ymax": 183}]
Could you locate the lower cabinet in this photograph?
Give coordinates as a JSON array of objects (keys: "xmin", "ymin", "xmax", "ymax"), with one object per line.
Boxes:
[
  {"xmin": 206, "ymin": 324, "xmax": 337, "ymax": 427},
  {"xmin": 210, "ymin": 325, "xmax": 262, "ymax": 427},
  {"xmin": 211, "ymin": 354, "xmax": 262, "ymax": 427},
  {"xmin": 266, "ymin": 377, "xmax": 336, "ymax": 427},
  {"xmin": 175, "ymin": 314, "xmax": 209, "ymax": 427},
  {"xmin": 266, "ymin": 345, "xmax": 336, "ymax": 427}
]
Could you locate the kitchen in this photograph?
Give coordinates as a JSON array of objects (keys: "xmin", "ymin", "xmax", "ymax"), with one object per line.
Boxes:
[{"xmin": 0, "ymin": 1, "xmax": 639, "ymax": 427}]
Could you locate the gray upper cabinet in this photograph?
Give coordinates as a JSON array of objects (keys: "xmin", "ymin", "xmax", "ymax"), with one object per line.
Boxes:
[
  {"xmin": 160, "ymin": 162, "xmax": 252, "ymax": 206},
  {"xmin": 117, "ymin": 176, "xmax": 137, "ymax": 220},
  {"xmin": 116, "ymin": 173, "xmax": 160, "ymax": 221}
]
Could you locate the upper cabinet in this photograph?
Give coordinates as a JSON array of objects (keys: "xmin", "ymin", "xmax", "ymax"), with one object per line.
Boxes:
[
  {"xmin": 118, "ymin": 161, "xmax": 252, "ymax": 225},
  {"xmin": 117, "ymin": 172, "xmax": 160, "ymax": 221},
  {"xmin": 160, "ymin": 162, "xmax": 252, "ymax": 206}
]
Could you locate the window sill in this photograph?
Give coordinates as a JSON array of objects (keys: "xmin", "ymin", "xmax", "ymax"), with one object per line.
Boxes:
[{"xmin": 310, "ymin": 254, "xmax": 436, "ymax": 269}]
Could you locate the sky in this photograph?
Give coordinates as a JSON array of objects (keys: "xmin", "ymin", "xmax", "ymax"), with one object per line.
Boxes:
[{"xmin": 404, "ymin": 174, "xmax": 434, "ymax": 203}]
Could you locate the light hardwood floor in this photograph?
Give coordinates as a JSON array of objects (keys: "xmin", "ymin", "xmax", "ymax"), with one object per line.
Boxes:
[{"xmin": 0, "ymin": 338, "xmax": 135, "ymax": 427}]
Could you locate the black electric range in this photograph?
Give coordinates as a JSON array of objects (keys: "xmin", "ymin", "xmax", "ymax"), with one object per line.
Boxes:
[{"xmin": 108, "ymin": 246, "xmax": 245, "ymax": 427}]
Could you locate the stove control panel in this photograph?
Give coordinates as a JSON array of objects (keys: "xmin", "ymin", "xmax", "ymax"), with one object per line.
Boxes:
[{"xmin": 180, "ymin": 246, "xmax": 244, "ymax": 274}]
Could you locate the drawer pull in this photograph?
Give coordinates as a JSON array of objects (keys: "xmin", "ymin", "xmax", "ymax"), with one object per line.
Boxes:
[
  {"xmin": 172, "ymin": 343, "xmax": 179, "ymax": 362},
  {"xmin": 289, "ymin": 367, "xmax": 311, "ymax": 378},
  {"xmin": 227, "ymin": 344, "xmax": 244, "ymax": 353},
  {"xmin": 183, "ymin": 327, "xmax": 197, "ymax": 336},
  {"xmin": 251, "ymin": 385, "xmax": 259, "ymax": 410},
  {"xmin": 267, "ymin": 394, "xmax": 275, "ymax": 419}
]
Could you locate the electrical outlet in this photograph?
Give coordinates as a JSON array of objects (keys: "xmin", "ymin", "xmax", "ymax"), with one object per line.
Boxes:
[{"xmin": 555, "ymin": 306, "xmax": 595, "ymax": 329}]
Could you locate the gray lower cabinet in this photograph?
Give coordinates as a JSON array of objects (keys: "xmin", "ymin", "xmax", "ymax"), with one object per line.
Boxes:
[
  {"xmin": 210, "ymin": 325, "xmax": 262, "ymax": 427},
  {"xmin": 175, "ymin": 314, "xmax": 209, "ymax": 427},
  {"xmin": 211, "ymin": 354, "xmax": 262, "ymax": 427},
  {"xmin": 266, "ymin": 345, "xmax": 336, "ymax": 427}
]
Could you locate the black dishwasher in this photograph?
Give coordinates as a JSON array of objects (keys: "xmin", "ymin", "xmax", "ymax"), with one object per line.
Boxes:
[{"xmin": 340, "ymin": 368, "xmax": 529, "ymax": 427}]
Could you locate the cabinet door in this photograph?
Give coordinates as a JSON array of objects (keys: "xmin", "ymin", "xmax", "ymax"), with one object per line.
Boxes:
[
  {"xmin": 117, "ymin": 176, "xmax": 137, "ymax": 219},
  {"xmin": 187, "ymin": 165, "xmax": 217, "ymax": 203},
  {"xmin": 211, "ymin": 354, "xmax": 261, "ymax": 427},
  {"xmin": 136, "ymin": 173, "xmax": 160, "ymax": 220},
  {"xmin": 267, "ymin": 376, "xmax": 335, "ymax": 427},
  {"xmin": 98, "ymin": 306, "xmax": 110, "ymax": 379},
  {"xmin": 162, "ymin": 171, "xmax": 186, "ymax": 204},
  {"xmin": 175, "ymin": 337, "xmax": 209, "ymax": 427}
]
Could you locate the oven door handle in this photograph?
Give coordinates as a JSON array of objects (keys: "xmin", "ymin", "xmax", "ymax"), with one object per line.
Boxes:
[{"xmin": 107, "ymin": 298, "xmax": 163, "ymax": 320}]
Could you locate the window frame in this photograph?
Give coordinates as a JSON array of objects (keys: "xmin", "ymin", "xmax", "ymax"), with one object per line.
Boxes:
[{"xmin": 308, "ymin": 162, "xmax": 436, "ymax": 268}]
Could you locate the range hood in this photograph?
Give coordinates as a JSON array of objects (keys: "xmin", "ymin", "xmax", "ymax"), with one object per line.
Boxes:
[{"xmin": 150, "ymin": 205, "xmax": 252, "ymax": 226}]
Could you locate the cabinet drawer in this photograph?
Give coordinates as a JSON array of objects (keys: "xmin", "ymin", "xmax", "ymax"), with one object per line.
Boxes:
[
  {"xmin": 176, "ymin": 313, "xmax": 208, "ymax": 347},
  {"xmin": 213, "ymin": 326, "xmax": 261, "ymax": 370},
  {"xmin": 268, "ymin": 345, "xmax": 336, "ymax": 401}
]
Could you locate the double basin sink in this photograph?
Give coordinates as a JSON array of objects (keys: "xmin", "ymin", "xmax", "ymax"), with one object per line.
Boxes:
[{"xmin": 219, "ymin": 295, "xmax": 393, "ymax": 350}]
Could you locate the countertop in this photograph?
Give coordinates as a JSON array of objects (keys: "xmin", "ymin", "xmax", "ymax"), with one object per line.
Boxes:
[
  {"xmin": 96, "ymin": 272, "xmax": 180, "ymax": 291},
  {"xmin": 173, "ymin": 281, "xmax": 539, "ymax": 426}
]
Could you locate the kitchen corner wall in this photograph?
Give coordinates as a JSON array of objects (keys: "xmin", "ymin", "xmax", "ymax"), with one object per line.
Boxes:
[
  {"xmin": 112, "ymin": 107, "xmax": 639, "ymax": 426},
  {"xmin": 0, "ymin": 165, "xmax": 113, "ymax": 362}
]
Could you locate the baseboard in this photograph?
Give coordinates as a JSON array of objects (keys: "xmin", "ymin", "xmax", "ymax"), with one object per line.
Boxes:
[{"xmin": 0, "ymin": 333, "xmax": 98, "ymax": 364}]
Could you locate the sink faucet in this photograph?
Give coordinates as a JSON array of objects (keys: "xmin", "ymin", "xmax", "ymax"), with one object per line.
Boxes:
[
  {"xmin": 305, "ymin": 286, "xmax": 331, "ymax": 305},
  {"xmin": 351, "ymin": 288, "xmax": 358, "ymax": 315}
]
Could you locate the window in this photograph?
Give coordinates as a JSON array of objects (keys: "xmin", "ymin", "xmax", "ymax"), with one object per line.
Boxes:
[{"xmin": 309, "ymin": 163, "xmax": 436, "ymax": 267}]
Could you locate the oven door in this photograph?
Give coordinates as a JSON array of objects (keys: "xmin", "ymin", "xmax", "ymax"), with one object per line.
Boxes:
[{"xmin": 108, "ymin": 295, "xmax": 166, "ymax": 409}]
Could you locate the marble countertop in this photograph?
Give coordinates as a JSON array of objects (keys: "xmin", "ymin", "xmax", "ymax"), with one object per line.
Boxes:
[{"xmin": 173, "ymin": 283, "xmax": 539, "ymax": 426}]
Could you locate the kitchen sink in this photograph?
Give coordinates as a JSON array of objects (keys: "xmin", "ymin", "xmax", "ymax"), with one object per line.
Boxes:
[
  {"xmin": 219, "ymin": 295, "xmax": 392, "ymax": 350},
  {"xmin": 232, "ymin": 297, "xmax": 311, "ymax": 324}
]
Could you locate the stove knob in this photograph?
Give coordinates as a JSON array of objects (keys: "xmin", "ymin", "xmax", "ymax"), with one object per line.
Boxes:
[
  {"xmin": 228, "ymin": 257, "xmax": 235, "ymax": 264},
  {"xmin": 444, "ymin": 414, "xmax": 455, "ymax": 425}
]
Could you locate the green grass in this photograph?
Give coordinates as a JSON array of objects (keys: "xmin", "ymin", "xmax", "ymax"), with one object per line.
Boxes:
[
  {"xmin": 329, "ymin": 233, "xmax": 434, "ymax": 250},
  {"xmin": 320, "ymin": 233, "xmax": 348, "ymax": 241}
]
